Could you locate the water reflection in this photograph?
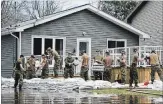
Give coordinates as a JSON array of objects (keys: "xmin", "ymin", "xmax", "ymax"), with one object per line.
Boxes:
[{"xmin": 1, "ymin": 88, "xmax": 163, "ymax": 104}]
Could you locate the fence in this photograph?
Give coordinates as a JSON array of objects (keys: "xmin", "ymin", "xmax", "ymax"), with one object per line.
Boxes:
[{"xmin": 103, "ymin": 46, "xmax": 163, "ymax": 67}]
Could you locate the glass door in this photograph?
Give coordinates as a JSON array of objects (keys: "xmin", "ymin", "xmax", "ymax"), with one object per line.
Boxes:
[{"xmin": 77, "ymin": 38, "xmax": 91, "ymax": 77}]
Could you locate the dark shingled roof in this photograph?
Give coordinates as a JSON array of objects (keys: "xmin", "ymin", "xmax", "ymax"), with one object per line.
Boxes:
[{"xmin": 125, "ymin": 1, "xmax": 148, "ymax": 23}]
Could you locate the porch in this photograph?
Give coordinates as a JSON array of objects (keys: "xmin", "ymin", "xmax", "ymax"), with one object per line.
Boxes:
[{"xmin": 24, "ymin": 46, "xmax": 163, "ymax": 83}]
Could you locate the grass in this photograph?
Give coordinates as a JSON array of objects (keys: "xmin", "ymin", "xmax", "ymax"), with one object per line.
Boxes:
[{"xmin": 91, "ymin": 88, "xmax": 163, "ymax": 96}]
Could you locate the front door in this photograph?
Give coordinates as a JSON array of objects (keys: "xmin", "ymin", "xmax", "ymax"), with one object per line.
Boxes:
[{"xmin": 77, "ymin": 38, "xmax": 91, "ymax": 77}]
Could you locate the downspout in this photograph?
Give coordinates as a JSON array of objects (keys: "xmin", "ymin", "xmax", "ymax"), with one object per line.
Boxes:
[
  {"xmin": 9, "ymin": 31, "xmax": 19, "ymax": 67},
  {"xmin": 9, "ymin": 31, "xmax": 18, "ymax": 40}
]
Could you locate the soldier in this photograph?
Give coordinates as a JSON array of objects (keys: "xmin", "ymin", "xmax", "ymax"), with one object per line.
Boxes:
[
  {"xmin": 93, "ymin": 50, "xmax": 104, "ymax": 80},
  {"xmin": 103, "ymin": 51, "xmax": 113, "ymax": 82},
  {"xmin": 40, "ymin": 54, "xmax": 49, "ymax": 79},
  {"xmin": 80, "ymin": 50, "xmax": 89, "ymax": 81},
  {"xmin": 118, "ymin": 51, "xmax": 127, "ymax": 84},
  {"xmin": 94, "ymin": 50, "xmax": 103, "ymax": 64},
  {"xmin": 129, "ymin": 48, "xmax": 143, "ymax": 87},
  {"xmin": 46, "ymin": 47, "xmax": 60, "ymax": 78},
  {"xmin": 64, "ymin": 52, "xmax": 74, "ymax": 78},
  {"xmin": 149, "ymin": 50, "xmax": 162, "ymax": 84},
  {"xmin": 26, "ymin": 55, "xmax": 35, "ymax": 79},
  {"xmin": 13, "ymin": 55, "xmax": 25, "ymax": 90}
]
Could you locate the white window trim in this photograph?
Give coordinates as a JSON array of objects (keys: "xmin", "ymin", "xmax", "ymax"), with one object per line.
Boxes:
[
  {"xmin": 31, "ymin": 35, "xmax": 66, "ymax": 55},
  {"xmin": 107, "ymin": 38, "xmax": 127, "ymax": 48},
  {"xmin": 76, "ymin": 38, "xmax": 91, "ymax": 78},
  {"xmin": 76, "ymin": 38, "xmax": 91, "ymax": 57},
  {"xmin": 31, "ymin": 35, "xmax": 66, "ymax": 67}
]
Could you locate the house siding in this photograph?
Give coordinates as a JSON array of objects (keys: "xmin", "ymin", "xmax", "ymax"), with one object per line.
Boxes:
[
  {"xmin": 1, "ymin": 35, "xmax": 17, "ymax": 77},
  {"xmin": 130, "ymin": 1, "xmax": 163, "ymax": 46},
  {"xmin": 21, "ymin": 10, "xmax": 139, "ymax": 58}
]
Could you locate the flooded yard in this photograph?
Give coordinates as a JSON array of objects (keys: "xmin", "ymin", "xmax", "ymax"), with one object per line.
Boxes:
[
  {"xmin": 1, "ymin": 88, "xmax": 163, "ymax": 104},
  {"xmin": 1, "ymin": 77, "xmax": 163, "ymax": 104}
]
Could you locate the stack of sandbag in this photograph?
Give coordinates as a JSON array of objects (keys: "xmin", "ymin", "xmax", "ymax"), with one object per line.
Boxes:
[
  {"xmin": 147, "ymin": 80, "xmax": 163, "ymax": 90},
  {"xmin": 1, "ymin": 77, "xmax": 15, "ymax": 88},
  {"xmin": 111, "ymin": 82, "xmax": 125, "ymax": 88},
  {"xmin": 79, "ymin": 80, "xmax": 112, "ymax": 90}
]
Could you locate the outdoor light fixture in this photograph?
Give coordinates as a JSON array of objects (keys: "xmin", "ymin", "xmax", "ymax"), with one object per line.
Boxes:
[{"xmin": 82, "ymin": 32, "xmax": 87, "ymax": 36}]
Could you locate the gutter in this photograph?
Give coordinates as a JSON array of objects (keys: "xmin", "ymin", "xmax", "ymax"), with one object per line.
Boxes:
[{"xmin": 9, "ymin": 31, "xmax": 18, "ymax": 39}]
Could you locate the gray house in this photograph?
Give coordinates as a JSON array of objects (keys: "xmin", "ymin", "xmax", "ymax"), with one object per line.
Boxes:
[
  {"xmin": 1, "ymin": 4, "xmax": 150, "ymax": 77},
  {"xmin": 125, "ymin": 1, "xmax": 163, "ymax": 46}
]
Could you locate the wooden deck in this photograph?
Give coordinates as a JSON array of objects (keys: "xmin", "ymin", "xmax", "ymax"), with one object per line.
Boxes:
[{"xmin": 111, "ymin": 67, "xmax": 162, "ymax": 83}]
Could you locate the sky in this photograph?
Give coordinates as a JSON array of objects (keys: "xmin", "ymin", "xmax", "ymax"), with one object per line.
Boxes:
[{"xmin": 60, "ymin": 0, "xmax": 100, "ymax": 10}]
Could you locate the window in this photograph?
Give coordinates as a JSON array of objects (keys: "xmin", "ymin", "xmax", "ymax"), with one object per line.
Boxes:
[
  {"xmin": 107, "ymin": 39, "xmax": 126, "ymax": 48},
  {"xmin": 33, "ymin": 38, "xmax": 42, "ymax": 55},
  {"xmin": 32, "ymin": 37, "xmax": 64, "ymax": 56},
  {"xmin": 45, "ymin": 39, "xmax": 53, "ymax": 54},
  {"xmin": 55, "ymin": 39, "xmax": 63, "ymax": 55}
]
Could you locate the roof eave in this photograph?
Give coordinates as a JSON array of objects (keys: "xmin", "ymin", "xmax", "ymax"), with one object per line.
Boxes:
[
  {"xmin": 125, "ymin": 1, "xmax": 148, "ymax": 23},
  {"xmin": 1, "ymin": 5, "xmax": 150, "ymax": 39}
]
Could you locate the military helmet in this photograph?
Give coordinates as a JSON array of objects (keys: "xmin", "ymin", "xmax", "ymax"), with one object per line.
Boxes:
[
  {"xmin": 20, "ymin": 55, "xmax": 24, "ymax": 58},
  {"xmin": 31, "ymin": 55, "xmax": 35, "ymax": 58},
  {"xmin": 47, "ymin": 47, "xmax": 52, "ymax": 52},
  {"xmin": 121, "ymin": 50, "xmax": 125, "ymax": 54},
  {"xmin": 42, "ymin": 54, "xmax": 46, "ymax": 56},
  {"xmin": 105, "ymin": 51, "xmax": 110, "ymax": 55},
  {"xmin": 151, "ymin": 50, "xmax": 155, "ymax": 53},
  {"xmin": 133, "ymin": 48, "xmax": 137, "ymax": 52}
]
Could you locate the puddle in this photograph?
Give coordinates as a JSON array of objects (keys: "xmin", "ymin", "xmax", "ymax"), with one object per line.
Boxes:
[{"xmin": 1, "ymin": 88, "xmax": 163, "ymax": 104}]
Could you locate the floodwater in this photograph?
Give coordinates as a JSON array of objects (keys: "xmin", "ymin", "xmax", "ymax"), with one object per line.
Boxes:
[{"xmin": 1, "ymin": 88, "xmax": 163, "ymax": 104}]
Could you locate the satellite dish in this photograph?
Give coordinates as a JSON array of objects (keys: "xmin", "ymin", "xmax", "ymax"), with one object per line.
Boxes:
[{"xmin": 34, "ymin": 10, "xmax": 40, "ymax": 20}]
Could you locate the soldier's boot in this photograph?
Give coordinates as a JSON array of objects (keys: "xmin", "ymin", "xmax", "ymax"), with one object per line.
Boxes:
[
  {"xmin": 55, "ymin": 74, "xmax": 58, "ymax": 78},
  {"xmin": 135, "ymin": 82, "xmax": 139, "ymax": 87},
  {"xmin": 14, "ymin": 81, "xmax": 18, "ymax": 88},
  {"xmin": 129, "ymin": 80, "xmax": 133, "ymax": 87},
  {"xmin": 19, "ymin": 85, "xmax": 22, "ymax": 90},
  {"xmin": 129, "ymin": 83, "xmax": 133, "ymax": 87}
]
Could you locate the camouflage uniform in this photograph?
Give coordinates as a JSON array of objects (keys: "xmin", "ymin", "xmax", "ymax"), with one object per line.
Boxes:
[
  {"xmin": 104, "ymin": 66, "xmax": 112, "ymax": 81},
  {"xmin": 21, "ymin": 57, "xmax": 26, "ymax": 79},
  {"xmin": 80, "ymin": 53, "xmax": 89, "ymax": 81},
  {"xmin": 129, "ymin": 53, "xmax": 139, "ymax": 87},
  {"xmin": 119, "ymin": 55, "xmax": 127, "ymax": 84},
  {"xmin": 41, "ymin": 58, "xmax": 49, "ymax": 79},
  {"xmin": 14, "ymin": 59, "xmax": 24, "ymax": 89},
  {"xmin": 26, "ymin": 58, "xmax": 35, "ymax": 79},
  {"xmin": 52, "ymin": 50, "xmax": 60, "ymax": 77},
  {"xmin": 150, "ymin": 53, "xmax": 163, "ymax": 83},
  {"xmin": 103, "ymin": 54, "xmax": 113, "ymax": 82},
  {"xmin": 64, "ymin": 55, "xmax": 74, "ymax": 78},
  {"xmin": 151, "ymin": 65, "xmax": 162, "ymax": 83},
  {"xmin": 80, "ymin": 65, "xmax": 89, "ymax": 81}
]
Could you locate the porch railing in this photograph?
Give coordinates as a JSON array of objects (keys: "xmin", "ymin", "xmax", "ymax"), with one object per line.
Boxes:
[
  {"xmin": 103, "ymin": 46, "xmax": 163, "ymax": 67},
  {"xmin": 24, "ymin": 55, "xmax": 93, "ymax": 76},
  {"xmin": 24, "ymin": 46, "xmax": 163, "ymax": 77}
]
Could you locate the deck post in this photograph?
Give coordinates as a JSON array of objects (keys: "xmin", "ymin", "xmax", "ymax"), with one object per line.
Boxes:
[
  {"xmin": 144, "ymin": 46, "xmax": 146, "ymax": 67},
  {"xmin": 138, "ymin": 46, "xmax": 141, "ymax": 67},
  {"xmin": 128, "ymin": 47, "xmax": 130, "ymax": 66},
  {"xmin": 19, "ymin": 32, "xmax": 22, "ymax": 56}
]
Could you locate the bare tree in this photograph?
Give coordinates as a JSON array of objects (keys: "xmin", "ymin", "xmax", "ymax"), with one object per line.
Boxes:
[
  {"xmin": 23, "ymin": 0, "xmax": 62, "ymax": 19},
  {"xmin": 98, "ymin": 1, "xmax": 139, "ymax": 20},
  {"xmin": 1, "ymin": 0, "xmax": 64, "ymax": 27}
]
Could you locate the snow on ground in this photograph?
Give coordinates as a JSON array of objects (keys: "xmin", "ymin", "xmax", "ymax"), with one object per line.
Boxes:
[{"xmin": 1, "ymin": 77, "xmax": 163, "ymax": 91}]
